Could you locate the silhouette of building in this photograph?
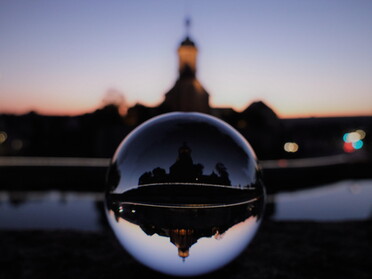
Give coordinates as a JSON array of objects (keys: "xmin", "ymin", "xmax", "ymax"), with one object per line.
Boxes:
[
  {"xmin": 126, "ymin": 19, "xmax": 212, "ymax": 124},
  {"xmin": 138, "ymin": 143, "xmax": 231, "ymax": 186},
  {"xmin": 1, "ymin": 19, "xmax": 369, "ymax": 163},
  {"xmin": 161, "ymin": 32, "xmax": 210, "ymax": 113},
  {"xmin": 107, "ymin": 194, "xmax": 263, "ymax": 260},
  {"xmin": 125, "ymin": 20, "xmax": 278, "ymax": 131},
  {"xmin": 169, "ymin": 228, "xmax": 197, "ymax": 259}
]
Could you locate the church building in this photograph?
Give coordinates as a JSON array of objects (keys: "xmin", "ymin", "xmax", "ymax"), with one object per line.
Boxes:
[
  {"xmin": 126, "ymin": 20, "xmax": 213, "ymax": 125},
  {"xmin": 124, "ymin": 20, "xmax": 281, "ymax": 161},
  {"xmin": 161, "ymin": 24, "xmax": 210, "ymax": 114}
]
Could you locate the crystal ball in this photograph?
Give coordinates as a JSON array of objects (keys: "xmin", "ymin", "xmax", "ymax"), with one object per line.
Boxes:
[{"xmin": 105, "ymin": 112, "xmax": 265, "ymax": 276}]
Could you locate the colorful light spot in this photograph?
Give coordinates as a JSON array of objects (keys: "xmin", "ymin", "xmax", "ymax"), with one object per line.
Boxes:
[
  {"xmin": 343, "ymin": 142, "xmax": 354, "ymax": 153},
  {"xmin": 284, "ymin": 142, "xmax": 299, "ymax": 153},
  {"xmin": 342, "ymin": 129, "xmax": 365, "ymax": 153},
  {"xmin": 356, "ymin": 129, "xmax": 366, "ymax": 140},
  {"xmin": 0, "ymin": 131, "xmax": 7, "ymax": 144},
  {"xmin": 352, "ymin": 140, "xmax": 363, "ymax": 150},
  {"xmin": 343, "ymin": 132, "xmax": 361, "ymax": 143}
]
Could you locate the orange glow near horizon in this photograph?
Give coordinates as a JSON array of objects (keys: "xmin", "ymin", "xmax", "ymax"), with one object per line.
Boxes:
[
  {"xmin": 0, "ymin": 103, "xmax": 99, "ymax": 117},
  {"xmin": 1, "ymin": 97, "xmax": 371, "ymax": 119},
  {"xmin": 1, "ymin": 1, "xmax": 371, "ymax": 120}
]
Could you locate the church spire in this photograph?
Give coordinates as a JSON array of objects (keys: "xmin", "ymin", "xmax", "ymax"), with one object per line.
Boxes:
[
  {"xmin": 178, "ymin": 17, "xmax": 197, "ymax": 77},
  {"xmin": 162, "ymin": 19, "xmax": 210, "ymax": 114},
  {"xmin": 185, "ymin": 17, "xmax": 191, "ymax": 37}
]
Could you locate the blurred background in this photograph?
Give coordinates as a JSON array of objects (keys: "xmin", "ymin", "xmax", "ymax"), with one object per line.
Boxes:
[{"xmin": 0, "ymin": 0, "xmax": 371, "ymax": 231}]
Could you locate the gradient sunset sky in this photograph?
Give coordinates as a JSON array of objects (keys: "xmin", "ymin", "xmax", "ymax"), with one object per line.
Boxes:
[{"xmin": 1, "ymin": 0, "xmax": 371, "ymax": 118}]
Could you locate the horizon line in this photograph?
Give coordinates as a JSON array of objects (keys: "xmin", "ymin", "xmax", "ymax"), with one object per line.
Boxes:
[{"xmin": 1, "ymin": 104, "xmax": 371, "ymax": 120}]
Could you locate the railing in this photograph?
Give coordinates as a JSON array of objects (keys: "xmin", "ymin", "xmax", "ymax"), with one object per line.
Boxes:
[{"xmin": 0, "ymin": 153, "xmax": 367, "ymax": 169}]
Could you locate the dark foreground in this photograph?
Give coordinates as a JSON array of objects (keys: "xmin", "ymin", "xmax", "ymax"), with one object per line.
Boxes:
[{"xmin": 1, "ymin": 220, "xmax": 371, "ymax": 279}]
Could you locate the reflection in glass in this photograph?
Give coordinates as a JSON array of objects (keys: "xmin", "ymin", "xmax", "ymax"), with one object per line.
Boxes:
[{"xmin": 105, "ymin": 112, "xmax": 265, "ymax": 276}]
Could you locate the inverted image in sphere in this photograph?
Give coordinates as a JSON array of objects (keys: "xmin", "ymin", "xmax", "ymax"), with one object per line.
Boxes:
[{"xmin": 105, "ymin": 112, "xmax": 265, "ymax": 276}]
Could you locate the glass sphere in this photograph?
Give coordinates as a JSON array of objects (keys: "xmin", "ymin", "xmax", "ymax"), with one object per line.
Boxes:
[{"xmin": 105, "ymin": 112, "xmax": 265, "ymax": 276}]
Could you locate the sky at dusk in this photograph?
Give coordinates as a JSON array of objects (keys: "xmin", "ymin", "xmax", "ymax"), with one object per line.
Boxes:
[{"xmin": 1, "ymin": 0, "xmax": 372, "ymax": 118}]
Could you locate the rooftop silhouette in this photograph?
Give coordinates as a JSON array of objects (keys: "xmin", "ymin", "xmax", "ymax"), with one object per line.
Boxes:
[
  {"xmin": 0, "ymin": 20, "xmax": 370, "ymax": 163},
  {"xmin": 138, "ymin": 143, "xmax": 231, "ymax": 186}
]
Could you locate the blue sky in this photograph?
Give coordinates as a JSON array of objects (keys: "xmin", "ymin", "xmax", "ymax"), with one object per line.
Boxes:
[{"xmin": 1, "ymin": 0, "xmax": 371, "ymax": 117}]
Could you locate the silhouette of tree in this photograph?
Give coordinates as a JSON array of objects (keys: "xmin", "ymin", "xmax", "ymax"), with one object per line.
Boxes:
[{"xmin": 101, "ymin": 88, "xmax": 128, "ymax": 115}]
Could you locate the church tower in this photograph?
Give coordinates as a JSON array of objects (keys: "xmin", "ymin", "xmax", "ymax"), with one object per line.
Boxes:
[
  {"xmin": 178, "ymin": 19, "xmax": 197, "ymax": 77},
  {"xmin": 162, "ymin": 19, "xmax": 210, "ymax": 113}
]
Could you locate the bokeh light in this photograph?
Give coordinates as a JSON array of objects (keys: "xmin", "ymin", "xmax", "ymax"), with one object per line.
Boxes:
[
  {"xmin": 0, "ymin": 131, "xmax": 7, "ymax": 144},
  {"xmin": 352, "ymin": 140, "xmax": 363, "ymax": 150},
  {"xmin": 343, "ymin": 142, "xmax": 354, "ymax": 153},
  {"xmin": 343, "ymin": 129, "xmax": 366, "ymax": 153},
  {"xmin": 284, "ymin": 142, "xmax": 299, "ymax": 153}
]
